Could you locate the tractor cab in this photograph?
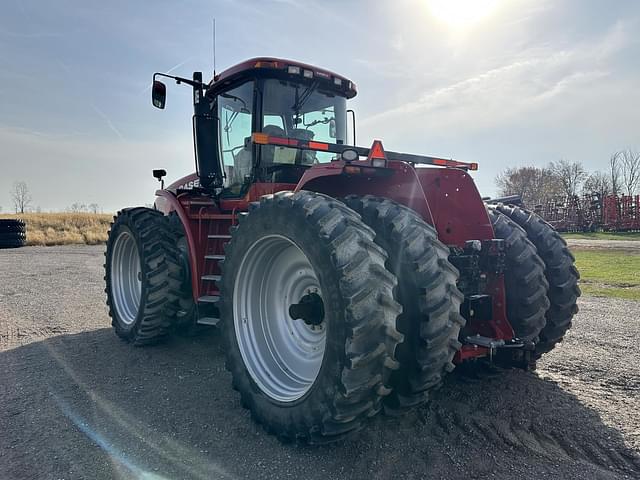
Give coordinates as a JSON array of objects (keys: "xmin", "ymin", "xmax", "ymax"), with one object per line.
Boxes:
[{"xmin": 152, "ymin": 58, "xmax": 355, "ymax": 198}]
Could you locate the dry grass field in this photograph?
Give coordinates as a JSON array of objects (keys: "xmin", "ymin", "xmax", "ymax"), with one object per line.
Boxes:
[{"xmin": 0, "ymin": 213, "xmax": 112, "ymax": 246}]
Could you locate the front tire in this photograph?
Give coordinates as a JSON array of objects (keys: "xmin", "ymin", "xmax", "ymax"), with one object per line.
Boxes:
[
  {"xmin": 219, "ymin": 191, "xmax": 403, "ymax": 443},
  {"xmin": 105, "ymin": 207, "xmax": 182, "ymax": 345}
]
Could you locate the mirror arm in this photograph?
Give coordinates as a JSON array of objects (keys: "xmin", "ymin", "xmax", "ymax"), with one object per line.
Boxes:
[{"xmin": 153, "ymin": 72, "xmax": 208, "ymax": 90}]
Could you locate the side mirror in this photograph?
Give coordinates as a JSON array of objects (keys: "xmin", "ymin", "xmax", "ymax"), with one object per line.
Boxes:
[
  {"xmin": 152, "ymin": 169, "xmax": 167, "ymax": 180},
  {"xmin": 152, "ymin": 80, "xmax": 166, "ymax": 109},
  {"xmin": 152, "ymin": 169, "xmax": 167, "ymax": 189}
]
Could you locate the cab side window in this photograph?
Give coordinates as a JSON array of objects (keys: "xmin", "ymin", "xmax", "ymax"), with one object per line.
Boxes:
[{"xmin": 218, "ymin": 82, "xmax": 254, "ymax": 195}]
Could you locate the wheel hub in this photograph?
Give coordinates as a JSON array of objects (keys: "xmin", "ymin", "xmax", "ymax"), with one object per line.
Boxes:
[{"xmin": 289, "ymin": 291, "xmax": 325, "ymax": 326}]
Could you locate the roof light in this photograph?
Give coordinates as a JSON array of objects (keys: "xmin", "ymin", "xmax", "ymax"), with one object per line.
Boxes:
[
  {"xmin": 303, "ymin": 69, "xmax": 314, "ymax": 79},
  {"xmin": 288, "ymin": 65, "xmax": 301, "ymax": 75},
  {"xmin": 254, "ymin": 60, "xmax": 281, "ymax": 69},
  {"xmin": 334, "ymin": 77, "xmax": 342, "ymax": 86}
]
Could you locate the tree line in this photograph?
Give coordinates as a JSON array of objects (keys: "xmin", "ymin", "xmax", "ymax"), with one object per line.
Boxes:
[
  {"xmin": 495, "ymin": 148, "xmax": 640, "ymax": 207},
  {"xmin": 3, "ymin": 181, "xmax": 100, "ymax": 214}
]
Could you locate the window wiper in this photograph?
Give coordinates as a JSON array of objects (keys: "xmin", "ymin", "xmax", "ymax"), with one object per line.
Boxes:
[
  {"xmin": 220, "ymin": 92, "xmax": 250, "ymax": 113},
  {"xmin": 292, "ymin": 81, "xmax": 318, "ymax": 118}
]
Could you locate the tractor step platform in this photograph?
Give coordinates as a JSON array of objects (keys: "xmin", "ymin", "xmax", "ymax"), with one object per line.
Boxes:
[
  {"xmin": 197, "ymin": 316, "xmax": 220, "ymax": 326},
  {"xmin": 198, "ymin": 295, "xmax": 220, "ymax": 304},
  {"xmin": 208, "ymin": 234, "xmax": 231, "ymax": 239},
  {"xmin": 201, "ymin": 274, "xmax": 221, "ymax": 282},
  {"xmin": 204, "ymin": 255, "xmax": 225, "ymax": 261}
]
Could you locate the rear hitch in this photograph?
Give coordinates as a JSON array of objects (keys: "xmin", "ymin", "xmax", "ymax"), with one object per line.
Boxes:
[{"xmin": 464, "ymin": 334, "xmax": 535, "ymax": 369}]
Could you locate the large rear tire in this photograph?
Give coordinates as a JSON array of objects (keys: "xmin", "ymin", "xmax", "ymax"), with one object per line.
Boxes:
[
  {"xmin": 495, "ymin": 204, "xmax": 580, "ymax": 357},
  {"xmin": 105, "ymin": 207, "xmax": 182, "ymax": 345},
  {"xmin": 487, "ymin": 208, "xmax": 550, "ymax": 342},
  {"xmin": 345, "ymin": 195, "xmax": 464, "ymax": 414},
  {"xmin": 219, "ymin": 191, "xmax": 403, "ymax": 443}
]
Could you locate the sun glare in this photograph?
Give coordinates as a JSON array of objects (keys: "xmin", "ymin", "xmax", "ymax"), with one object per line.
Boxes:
[{"xmin": 426, "ymin": 0, "xmax": 501, "ymax": 28}]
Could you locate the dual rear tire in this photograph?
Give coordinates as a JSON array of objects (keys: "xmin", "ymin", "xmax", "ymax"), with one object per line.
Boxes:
[
  {"xmin": 487, "ymin": 205, "xmax": 580, "ymax": 362},
  {"xmin": 219, "ymin": 191, "xmax": 465, "ymax": 442}
]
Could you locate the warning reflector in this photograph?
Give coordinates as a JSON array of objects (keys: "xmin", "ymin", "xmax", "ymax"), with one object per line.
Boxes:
[{"xmin": 367, "ymin": 140, "xmax": 387, "ymax": 167}]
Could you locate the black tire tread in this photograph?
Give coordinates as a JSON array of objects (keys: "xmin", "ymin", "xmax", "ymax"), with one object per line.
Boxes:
[
  {"xmin": 0, "ymin": 219, "xmax": 26, "ymax": 234},
  {"xmin": 495, "ymin": 204, "xmax": 580, "ymax": 356},
  {"xmin": 344, "ymin": 195, "xmax": 465, "ymax": 415},
  {"xmin": 104, "ymin": 207, "xmax": 182, "ymax": 346},
  {"xmin": 487, "ymin": 207, "xmax": 550, "ymax": 341},
  {"xmin": 219, "ymin": 191, "xmax": 403, "ymax": 443}
]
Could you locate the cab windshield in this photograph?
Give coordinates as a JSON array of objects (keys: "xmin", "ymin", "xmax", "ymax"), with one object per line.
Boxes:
[{"xmin": 261, "ymin": 79, "xmax": 347, "ymax": 165}]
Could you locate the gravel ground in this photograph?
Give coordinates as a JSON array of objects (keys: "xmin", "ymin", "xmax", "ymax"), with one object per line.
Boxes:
[
  {"xmin": 565, "ymin": 238, "xmax": 640, "ymax": 251},
  {"xmin": 1, "ymin": 245, "xmax": 639, "ymax": 480}
]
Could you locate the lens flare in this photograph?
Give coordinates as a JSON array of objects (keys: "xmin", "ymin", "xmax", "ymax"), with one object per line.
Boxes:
[{"xmin": 426, "ymin": 0, "xmax": 501, "ymax": 27}]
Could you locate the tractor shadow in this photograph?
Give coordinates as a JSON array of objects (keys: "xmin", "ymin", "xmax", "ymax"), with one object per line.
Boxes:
[{"xmin": 1, "ymin": 328, "xmax": 638, "ymax": 480}]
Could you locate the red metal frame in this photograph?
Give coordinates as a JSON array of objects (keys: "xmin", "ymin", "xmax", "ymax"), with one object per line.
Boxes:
[{"xmin": 158, "ymin": 154, "xmax": 514, "ymax": 363}]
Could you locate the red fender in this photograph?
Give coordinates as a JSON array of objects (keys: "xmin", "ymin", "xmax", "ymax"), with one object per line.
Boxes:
[{"xmin": 295, "ymin": 161, "xmax": 435, "ymax": 225}]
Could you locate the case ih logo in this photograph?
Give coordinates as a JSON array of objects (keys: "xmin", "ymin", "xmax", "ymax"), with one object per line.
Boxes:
[{"xmin": 178, "ymin": 178, "xmax": 200, "ymax": 190}]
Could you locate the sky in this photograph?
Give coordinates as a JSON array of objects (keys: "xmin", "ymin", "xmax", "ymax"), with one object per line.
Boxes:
[{"xmin": 0, "ymin": 0, "xmax": 639, "ymax": 212}]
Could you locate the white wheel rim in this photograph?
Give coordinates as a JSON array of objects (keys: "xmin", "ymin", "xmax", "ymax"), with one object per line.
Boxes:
[
  {"xmin": 110, "ymin": 230, "xmax": 142, "ymax": 325},
  {"xmin": 233, "ymin": 235, "xmax": 326, "ymax": 402}
]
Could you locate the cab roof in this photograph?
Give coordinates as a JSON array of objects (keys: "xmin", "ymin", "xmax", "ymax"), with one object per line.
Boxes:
[{"xmin": 208, "ymin": 57, "xmax": 357, "ymax": 98}]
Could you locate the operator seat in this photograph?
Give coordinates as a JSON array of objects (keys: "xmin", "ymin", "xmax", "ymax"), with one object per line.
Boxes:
[
  {"xmin": 260, "ymin": 124, "xmax": 287, "ymax": 165},
  {"xmin": 291, "ymin": 129, "xmax": 317, "ymax": 165},
  {"xmin": 231, "ymin": 137, "xmax": 254, "ymax": 187}
]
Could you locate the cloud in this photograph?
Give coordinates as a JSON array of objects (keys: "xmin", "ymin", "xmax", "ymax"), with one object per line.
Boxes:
[
  {"xmin": 360, "ymin": 20, "xmax": 635, "ymax": 136},
  {"xmin": 90, "ymin": 104, "xmax": 125, "ymax": 141}
]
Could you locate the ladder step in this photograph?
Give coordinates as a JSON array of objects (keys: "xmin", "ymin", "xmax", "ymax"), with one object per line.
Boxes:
[
  {"xmin": 204, "ymin": 255, "xmax": 225, "ymax": 261},
  {"xmin": 202, "ymin": 275, "xmax": 221, "ymax": 282},
  {"xmin": 208, "ymin": 234, "xmax": 231, "ymax": 239},
  {"xmin": 197, "ymin": 316, "xmax": 220, "ymax": 326},
  {"xmin": 198, "ymin": 295, "xmax": 220, "ymax": 304}
]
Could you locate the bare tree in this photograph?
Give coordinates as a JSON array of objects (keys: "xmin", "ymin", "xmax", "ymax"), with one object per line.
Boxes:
[
  {"xmin": 583, "ymin": 171, "xmax": 611, "ymax": 198},
  {"xmin": 88, "ymin": 203, "xmax": 100, "ymax": 214},
  {"xmin": 609, "ymin": 151, "xmax": 622, "ymax": 197},
  {"xmin": 620, "ymin": 148, "xmax": 640, "ymax": 196},
  {"xmin": 548, "ymin": 159, "xmax": 587, "ymax": 198},
  {"xmin": 11, "ymin": 181, "xmax": 32, "ymax": 214},
  {"xmin": 69, "ymin": 203, "xmax": 88, "ymax": 213},
  {"xmin": 495, "ymin": 166, "xmax": 563, "ymax": 207}
]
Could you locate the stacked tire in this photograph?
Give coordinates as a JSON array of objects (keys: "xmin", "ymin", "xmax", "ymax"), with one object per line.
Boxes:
[{"xmin": 0, "ymin": 219, "xmax": 26, "ymax": 249}]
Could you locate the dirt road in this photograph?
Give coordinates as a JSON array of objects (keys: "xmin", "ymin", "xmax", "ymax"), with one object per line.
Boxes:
[
  {"xmin": 565, "ymin": 238, "xmax": 640, "ymax": 251},
  {"xmin": 1, "ymin": 246, "xmax": 639, "ymax": 479}
]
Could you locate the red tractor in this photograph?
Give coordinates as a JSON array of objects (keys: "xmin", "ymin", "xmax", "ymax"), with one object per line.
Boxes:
[{"xmin": 104, "ymin": 57, "xmax": 580, "ymax": 443}]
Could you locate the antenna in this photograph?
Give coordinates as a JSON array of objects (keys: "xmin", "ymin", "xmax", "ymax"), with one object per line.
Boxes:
[{"xmin": 212, "ymin": 18, "xmax": 217, "ymax": 77}]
